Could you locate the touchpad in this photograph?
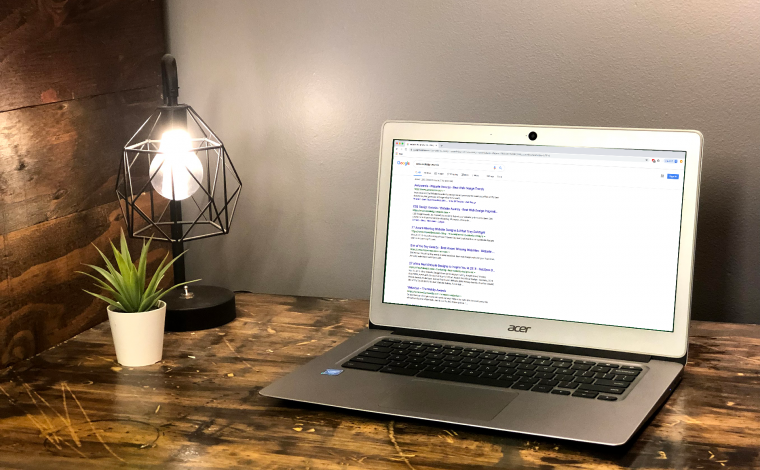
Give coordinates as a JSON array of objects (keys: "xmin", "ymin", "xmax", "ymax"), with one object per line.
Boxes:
[{"xmin": 379, "ymin": 380, "xmax": 517, "ymax": 421}]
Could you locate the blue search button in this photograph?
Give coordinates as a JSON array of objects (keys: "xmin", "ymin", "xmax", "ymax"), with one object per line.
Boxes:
[{"xmin": 667, "ymin": 174, "xmax": 679, "ymax": 180}]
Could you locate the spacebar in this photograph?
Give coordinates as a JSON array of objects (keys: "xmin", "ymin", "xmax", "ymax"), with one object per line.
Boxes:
[{"xmin": 417, "ymin": 371, "xmax": 513, "ymax": 388}]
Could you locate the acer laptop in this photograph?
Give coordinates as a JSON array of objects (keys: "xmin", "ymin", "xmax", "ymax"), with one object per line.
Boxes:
[{"xmin": 261, "ymin": 121, "xmax": 703, "ymax": 446}]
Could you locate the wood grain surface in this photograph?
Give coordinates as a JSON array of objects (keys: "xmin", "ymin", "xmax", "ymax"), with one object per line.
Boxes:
[
  {"xmin": 0, "ymin": 0, "xmax": 167, "ymax": 368},
  {"xmin": 0, "ymin": 293, "xmax": 757, "ymax": 469},
  {"xmin": 0, "ymin": 0, "xmax": 164, "ymax": 112}
]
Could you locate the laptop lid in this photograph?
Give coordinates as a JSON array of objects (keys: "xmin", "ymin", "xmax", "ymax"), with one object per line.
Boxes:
[{"xmin": 369, "ymin": 121, "xmax": 702, "ymax": 358}]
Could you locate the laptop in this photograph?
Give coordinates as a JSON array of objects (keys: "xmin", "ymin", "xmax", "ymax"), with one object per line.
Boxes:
[{"xmin": 261, "ymin": 121, "xmax": 703, "ymax": 446}]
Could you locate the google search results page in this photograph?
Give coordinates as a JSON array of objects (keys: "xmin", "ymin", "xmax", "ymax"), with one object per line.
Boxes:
[{"xmin": 382, "ymin": 140, "xmax": 687, "ymax": 331}]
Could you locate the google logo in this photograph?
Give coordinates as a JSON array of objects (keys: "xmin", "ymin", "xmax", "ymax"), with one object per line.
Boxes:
[{"xmin": 396, "ymin": 161, "xmax": 410, "ymax": 166}]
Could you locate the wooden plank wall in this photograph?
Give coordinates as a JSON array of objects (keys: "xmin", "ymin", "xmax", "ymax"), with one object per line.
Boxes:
[{"xmin": 0, "ymin": 0, "xmax": 168, "ymax": 367}]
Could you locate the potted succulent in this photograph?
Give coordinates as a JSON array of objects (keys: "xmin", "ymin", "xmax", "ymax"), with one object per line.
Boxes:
[{"xmin": 79, "ymin": 231, "xmax": 196, "ymax": 367}]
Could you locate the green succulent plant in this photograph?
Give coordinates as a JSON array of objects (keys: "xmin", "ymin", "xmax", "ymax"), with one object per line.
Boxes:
[{"xmin": 78, "ymin": 230, "xmax": 197, "ymax": 313}]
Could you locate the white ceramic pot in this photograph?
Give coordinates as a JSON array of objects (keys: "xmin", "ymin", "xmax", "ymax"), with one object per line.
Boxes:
[{"xmin": 107, "ymin": 301, "xmax": 166, "ymax": 367}]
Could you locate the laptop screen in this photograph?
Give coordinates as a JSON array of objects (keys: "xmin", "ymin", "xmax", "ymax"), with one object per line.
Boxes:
[{"xmin": 382, "ymin": 140, "xmax": 687, "ymax": 332}]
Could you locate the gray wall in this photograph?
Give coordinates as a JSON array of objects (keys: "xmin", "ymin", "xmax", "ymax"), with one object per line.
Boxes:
[{"xmin": 166, "ymin": 1, "xmax": 760, "ymax": 324}]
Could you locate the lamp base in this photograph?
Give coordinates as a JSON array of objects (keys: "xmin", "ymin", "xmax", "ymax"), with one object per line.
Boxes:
[{"xmin": 163, "ymin": 285, "xmax": 236, "ymax": 332}]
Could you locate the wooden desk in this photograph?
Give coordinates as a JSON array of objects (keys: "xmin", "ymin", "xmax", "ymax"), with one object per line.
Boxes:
[{"xmin": 0, "ymin": 294, "xmax": 758, "ymax": 469}]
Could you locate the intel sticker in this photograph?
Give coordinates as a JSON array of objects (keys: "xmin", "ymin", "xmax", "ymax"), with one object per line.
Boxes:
[{"xmin": 321, "ymin": 369, "xmax": 343, "ymax": 376}]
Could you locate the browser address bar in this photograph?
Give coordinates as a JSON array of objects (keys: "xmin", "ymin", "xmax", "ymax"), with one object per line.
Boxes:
[{"xmin": 413, "ymin": 160, "xmax": 504, "ymax": 172}]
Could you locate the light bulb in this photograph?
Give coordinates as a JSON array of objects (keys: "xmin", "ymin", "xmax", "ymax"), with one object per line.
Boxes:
[{"xmin": 149, "ymin": 129, "xmax": 203, "ymax": 200}]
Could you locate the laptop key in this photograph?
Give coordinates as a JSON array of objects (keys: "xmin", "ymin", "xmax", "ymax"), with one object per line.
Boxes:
[
  {"xmin": 615, "ymin": 375, "xmax": 636, "ymax": 382},
  {"xmin": 618, "ymin": 365, "xmax": 643, "ymax": 371},
  {"xmin": 516, "ymin": 364, "xmax": 536, "ymax": 370},
  {"xmin": 611, "ymin": 369, "xmax": 639, "ymax": 376},
  {"xmin": 557, "ymin": 381, "xmax": 579, "ymax": 389},
  {"xmin": 597, "ymin": 395, "xmax": 618, "ymax": 401},
  {"xmin": 350, "ymin": 356, "xmax": 389, "ymax": 366},
  {"xmin": 594, "ymin": 379, "xmax": 630, "ymax": 388},
  {"xmin": 556, "ymin": 374, "xmax": 575, "ymax": 382},
  {"xmin": 360, "ymin": 352, "xmax": 390, "ymax": 359},
  {"xmin": 573, "ymin": 377, "xmax": 594, "ymax": 384},
  {"xmin": 597, "ymin": 363, "xmax": 620, "ymax": 368},
  {"xmin": 517, "ymin": 377, "xmax": 539, "ymax": 384},
  {"xmin": 570, "ymin": 364, "xmax": 591, "ymax": 371},
  {"xmin": 578, "ymin": 384, "xmax": 625, "ymax": 394},
  {"xmin": 426, "ymin": 366, "xmax": 445, "ymax": 373},
  {"xmin": 572, "ymin": 391, "xmax": 599, "ymax": 399},
  {"xmin": 342, "ymin": 361, "xmax": 383, "ymax": 372},
  {"xmin": 461, "ymin": 370, "xmax": 481, "ymax": 377},
  {"xmin": 441, "ymin": 367, "xmax": 462, "ymax": 375},
  {"xmin": 507, "ymin": 352, "xmax": 528, "ymax": 357},
  {"xmin": 537, "ymin": 379, "xmax": 559, "ymax": 386},
  {"xmin": 385, "ymin": 338, "xmax": 402, "ymax": 343},
  {"xmin": 589, "ymin": 366, "xmax": 610, "ymax": 373},
  {"xmin": 368, "ymin": 346, "xmax": 392, "ymax": 353},
  {"xmin": 406, "ymin": 363, "xmax": 427, "ymax": 370},
  {"xmin": 531, "ymin": 384, "xmax": 553, "ymax": 393},
  {"xmin": 380, "ymin": 366, "xmax": 418, "ymax": 376},
  {"xmin": 573, "ymin": 360, "xmax": 596, "ymax": 365},
  {"xmin": 511, "ymin": 382, "xmax": 533, "ymax": 390},
  {"xmin": 515, "ymin": 370, "xmax": 535, "ymax": 377},
  {"xmin": 596, "ymin": 373, "xmax": 616, "ymax": 380},
  {"xmin": 551, "ymin": 389, "xmax": 571, "ymax": 395},
  {"xmin": 533, "ymin": 372, "xmax": 555, "ymax": 379}
]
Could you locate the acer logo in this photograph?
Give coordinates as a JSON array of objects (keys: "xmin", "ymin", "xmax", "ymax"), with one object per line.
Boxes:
[{"xmin": 508, "ymin": 325, "xmax": 531, "ymax": 333}]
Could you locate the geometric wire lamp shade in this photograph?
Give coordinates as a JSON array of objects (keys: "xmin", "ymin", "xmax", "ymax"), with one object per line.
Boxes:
[
  {"xmin": 116, "ymin": 104, "xmax": 242, "ymax": 244},
  {"xmin": 115, "ymin": 54, "xmax": 241, "ymax": 332}
]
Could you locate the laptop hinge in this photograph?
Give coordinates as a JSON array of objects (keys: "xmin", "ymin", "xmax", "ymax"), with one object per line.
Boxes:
[{"xmin": 370, "ymin": 320, "xmax": 652, "ymax": 363}]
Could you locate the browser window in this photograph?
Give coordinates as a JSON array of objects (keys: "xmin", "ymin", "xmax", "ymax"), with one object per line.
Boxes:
[{"xmin": 382, "ymin": 140, "xmax": 687, "ymax": 332}]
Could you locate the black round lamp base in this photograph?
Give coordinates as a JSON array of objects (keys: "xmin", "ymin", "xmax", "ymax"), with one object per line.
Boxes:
[{"xmin": 163, "ymin": 285, "xmax": 236, "ymax": 332}]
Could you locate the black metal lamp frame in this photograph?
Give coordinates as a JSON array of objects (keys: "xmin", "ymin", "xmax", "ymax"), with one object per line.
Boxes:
[
  {"xmin": 116, "ymin": 54, "xmax": 241, "ymax": 330},
  {"xmin": 117, "ymin": 55, "xmax": 242, "ymax": 285}
]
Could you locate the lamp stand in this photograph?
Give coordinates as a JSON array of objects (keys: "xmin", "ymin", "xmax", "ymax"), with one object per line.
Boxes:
[{"xmin": 163, "ymin": 228, "xmax": 236, "ymax": 331}]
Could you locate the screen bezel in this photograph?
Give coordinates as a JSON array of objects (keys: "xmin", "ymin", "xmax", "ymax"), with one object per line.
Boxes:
[{"xmin": 369, "ymin": 121, "xmax": 703, "ymax": 358}]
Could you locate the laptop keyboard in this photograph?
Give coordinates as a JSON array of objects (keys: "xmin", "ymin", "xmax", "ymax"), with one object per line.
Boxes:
[{"xmin": 342, "ymin": 338, "xmax": 644, "ymax": 401}]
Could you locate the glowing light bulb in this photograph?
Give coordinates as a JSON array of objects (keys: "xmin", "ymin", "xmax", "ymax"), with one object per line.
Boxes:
[{"xmin": 149, "ymin": 129, "xmax": 203, "ymax": 200}]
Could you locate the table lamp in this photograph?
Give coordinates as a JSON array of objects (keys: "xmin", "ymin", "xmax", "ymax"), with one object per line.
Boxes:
[{"xmin": 116, "ymin": 54, "xmax": 242, "ymax": 331}]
